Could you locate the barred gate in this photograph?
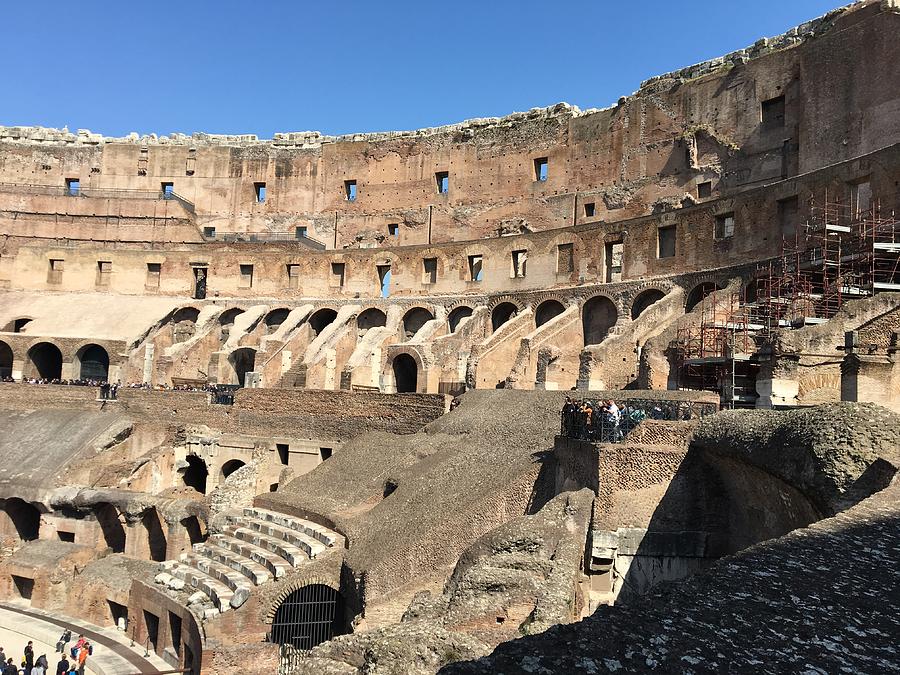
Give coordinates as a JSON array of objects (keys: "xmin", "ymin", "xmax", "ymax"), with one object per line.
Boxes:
[{"xmin": 274, "ymin": 584, "xmax": 343, "ymax": 674}]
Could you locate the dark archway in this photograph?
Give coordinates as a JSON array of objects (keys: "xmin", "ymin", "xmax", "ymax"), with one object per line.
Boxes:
[
  {"xmin": 270, "ymin": 584, "xmax": 347, "ymax": 650},
  {"xmin": 143, "ymin": 509, "xmax": 168, "ymax": 562},
  {"xmin": 172, "ymin": 307, "xmax": 200, "ymax": 324},
  {"xmin": 535, "ymin": 300, "xmax": 565, "ymax": 328},
  {"xmin": 221, "ymin": 459, "xmax": 246, "ymax": 480},
  {"xmin": 229, "ymin": 348, "xmax": 257, "ymax": 387},
  {"xmin": 172, "ymin": 307, "xmax": 200, "ymax": 343},
  {"xmin": 180, "ymin": 516, "xmax": 204, "ymax": 547},
  {"xmin": 631, "ymin": 289, "xmax": 666, "ymax": 321},
  {"xmin": 309, "ymin": 309, "xmax": 338, "ymax": 336},
  {"xmin": 94, "ymin": 502, "xmax": 126, "ymax": 553},
  {"xmin": 26, "ymin": 342, "xmax": 62, "ymax": 380},
  {"xmin": 402, "ymin": 308, "xmax": 434, "ymax": 340},
  {"xmin": 491, "ymin": 303, "xmax": 518, "ymax": 332},
  {"xmin": 75, "ymin": 344, "xmax": 110, "ymax": 381},
  {"xmin": 0, "ymin": 340, "xmax": 12, "ymax": 379},
  {"xmin": 392, "ymin": 354, "xmax": 418, "ymax": 393},
  {"xmin": 1, "ymin": 318, "xmax": 31, "ymax": 333},
  {"xmin": 447, "ymin": 306, "xmax": 473, "ymax": 333},
  {"xmin": 3, "ymin": 498, "xmax": 40, "ymax": 541},
  {"xmin": 685, "ymin": 282, "xmax": 721, "ymax": 312},
  {"xmin": 582, "ymin": 296, "xmax": 618, "ymax": 346},
  {"xmin": 183, "ymin": 455, "xmax": 208, "ymax": 494},
  {"xmin": 357, "ymin": 308, "xmax": 387, "ymax": 332},
  {"xmin": 219, "ymin": 308, "xmax": 245, "ymax": 326},
  {"xmin": 265, "ymin": 308, "xmax": 291, "ymax": 333}
]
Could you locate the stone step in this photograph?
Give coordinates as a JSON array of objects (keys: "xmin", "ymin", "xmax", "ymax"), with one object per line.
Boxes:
[
  {"xmin": 181, "ymin": 554, "xmax": 253, "ymax": 608},
  {"xmin": 160, "ymin": 560, "xmax": 232, "ymax": 613},
  {"xmin": 223, "ymin": 524, "xmax": 308, "ymax": 567},
  {"xmin": 193, "ymin": 542, "xmax": 271, "ymax": 586},
  {"xmin": 240, "ymin": 517, "xmax": 327, "ymax": 559},
  {"xmin": 243, "ymin": 507, "xmax": 337, "ymax": 547},
  {"xmin": 209, "ymin": 533, "xmax": 292, "ymax": 579}
]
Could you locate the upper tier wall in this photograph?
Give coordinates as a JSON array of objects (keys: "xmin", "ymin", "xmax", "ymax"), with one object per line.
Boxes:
[{"xmin": 0, "ymin": 1, "xmax": 897, "ymax": 249}]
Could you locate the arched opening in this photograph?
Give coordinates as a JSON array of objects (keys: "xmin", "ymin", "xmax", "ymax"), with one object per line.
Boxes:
[
  {"xmin": 221, "ymin": 459, "xmax": 246, "ymax": 480},
  {"xmin": 270, "ymin": 584, "xmax": 347, "ymax": 650},
  {"xmin": 392, "ymin": 354, "xmax": 418, "ymax": 393},
  {"xmin": 402, "ymin": 308, "xmax": 434, "ymax": 340},
  {"xmin": 180, "ymin": 516, "xmax": 204, "ymax": 547},
  {"xmin": 631, "ymin": 289, "xmax": 666, "ymax": 321},
  {"xmin": 2, "ymin": 317, "xmax": 32, "ymax": 333},
  {"xmin": 94, "ymin": 502, "xmax": 126, "ymax": 553},
  {"xmin": 182, "ymin": 455, "xmax": 208, "ymax": 494},
  {"xmin": 219, "ymin": 308, "xmax": 244, "ymax": 326},
  {"xmin": 75, "ymin": 344, "xmax": 110, "ymax": 381},
  {"xmin": 172, "ymin": 307, "xmax": 200, "ymax": 343},
  {"xmin": 491, "ymin": 303, "xmax": 518, "ymax": 332},
  {"xmin": 357, "ymin": 308, "xmax": 387, "ymax": 333},
  {"xmin": 685, "ymin": 282, "xmax": 721, "ymax": 312},
  {"xmin": 26, "ymin": 342, "xmax": 62, "ymax": 380},
  {"xmin": 582, "ymin": 296, "xmax": 618, "ymax": 346},
  {"xmin": 309, "ymin": 309, "xmax": 338, "ymax": 337},
  {"xmin": 265, "ymin": 308, "xmax": 291, "ymax": 333},
  {"xmin": 535, "ymin": 300, "xmax": 565, "ymax": 328},
  {"xmin": 142, "ymin": 509, "xmax": 168, "ymax": 562},
  {"xmin": 229, "ymin": 348, "xmax": 257, "ymax": 387},
  {"xmin": 0, "ymin": 340, "xmax": 12, "ymax": 379},
  {"xmin": 173, "ymin": 307, "xmax": 200, "ymax": 324},
  {"xmin": 3, "ymin": 498, "xmax": 40, "ymax": 541},
  {"xmin": 447, "ymin": 306, "xmax": 473, "ymax": 333}
]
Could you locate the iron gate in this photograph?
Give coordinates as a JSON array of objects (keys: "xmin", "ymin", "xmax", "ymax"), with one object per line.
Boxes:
[{"xmin": 273, "ymin": 584, "xmax": 343, "ymax": 673}]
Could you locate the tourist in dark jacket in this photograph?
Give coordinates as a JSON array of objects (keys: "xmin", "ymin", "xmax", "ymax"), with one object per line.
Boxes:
[{"xmin": 55, "ymin": 656, "xmax": 69, "ymax": 675}]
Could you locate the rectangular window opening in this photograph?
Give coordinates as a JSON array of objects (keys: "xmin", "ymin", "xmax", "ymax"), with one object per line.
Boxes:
[
  {"xmin": 468, "ymin": 254, "xmax": 483, "ymax": 282},
  {"xmin": 168, "ymin": 612, "xmax": 183, "ymax": 657},
  {"xmin": 57, "ymin": 531, "xmax": 75, "ymax": 543},
  {"xmin": 715, "ymin": 212, "xmax": 735, "ymax": 239},
  {"xmin": 388, "ymin": 223, "xmax": 399, "ymax": 238},
  {"xmin": 203, "ymin": 226, "xmax": 216, "ymax": 239},
  {"xmin": 320, "ymin": 447, "xmax": 333, "ymax": 461},
  {"xmin": 849, "ymin": 179, "xmax": 872, "ymax": 217},
  {"xmin": 345, "ymin": 180, "xmax": 357, "ymax": 201},
  {"xmin": 295, "ymin": 226, "xmax": 308, "ymax": 240},
  {"xmin": 12, "ymin": 575, "xmax": 34, "ymax": 601},
  {"xmin": 286, "ymin": 264, "xmax": 300, "ymax": 289},
  {"xmin": 331, "ymin": 262, "xmax": 345, "ymax": 288},
  {"xmin": 254, "ymin": 182, "xmax": 266, "ymax": 203},
  {"xmin": 277, "ymin": 443, "xmax": 290, "ymax": 466},
  {"xmin": 511, "ymin": 250, "xmax": 527, "ymax": 278},
  {"xmin": 161, "ymin": 182, "xmax": 174, "ymax": 199},
  {"xmin": 604, "ymin": 242, "xmax": 623, "ymax": 283},
  {"xmin": 697, "ymin": 181, "xmax": 712, "ymax": 199},
  {"xmin": 423, "ymin": 257, "xmax": 437, "ymax": 284},
  {"xmin": 761, "ymin": 95, "xmax": 785, "ymax": 128},
  {"xmin": 657, "ymin": 225, "xmax": 677, "ymax": 258},
  {"xmin": 377, "ymin": 264, "xmax": 392, "ymax": 298},
  {"xmin": 584, "ymin": 202, "xmax": 596, "ymax": 218},
  {"xmin": 239, "ymin": 264, "xmax": 254, "ymax": 288},
  {"xmin": 48, "ymin": 258, "xmax": 64, "ymax": 284},
  {"xmin": 557, "ymin": 243, "xmax": 574, "ymax": 274},
  {"xmin": 65, "ymin": 178, "xmax": 80, "ymax": 196},
  {"xmin": 534, "ymin": 157, "xmax": 548, "ymax": 182},
  {"xmin": 435, "ymin": 171, "xmax": 449, "ymax": 194},
  {"xmin": 143, "ymin": 610, "xmax": 160, "ymax": 652},
  {"xmin": 96, "ymin": 260, "xmax": 112, "ymax": 286},
  {"xmin": 777, "ymin": 196, "xmax": 799, "ymax": 238},
  {"xmin": 146, "ymin": 262, "xmax": 161, "ymax": 288}
]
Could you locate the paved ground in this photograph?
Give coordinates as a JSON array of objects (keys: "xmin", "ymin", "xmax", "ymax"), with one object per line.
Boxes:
[{"xmin": 0, "ymin": 603, "xmax": 169, "ymax": 675}]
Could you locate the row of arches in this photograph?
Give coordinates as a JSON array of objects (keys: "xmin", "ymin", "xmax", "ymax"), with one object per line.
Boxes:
[
  {"xmin": 0, "ymin": 341, "xmax": 111, "ymax": 381},
  {"xmin": 182, "ymin": 454, "xmax": 247, "ymax": 494}
]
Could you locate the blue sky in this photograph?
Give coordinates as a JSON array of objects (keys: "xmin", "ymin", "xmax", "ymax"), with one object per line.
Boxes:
[{"xmin": 1, "ymin": 1, "xmax": 841, "ymax": 138}]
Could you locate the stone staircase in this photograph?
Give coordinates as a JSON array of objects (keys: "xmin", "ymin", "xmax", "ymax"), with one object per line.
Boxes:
[{"xmin": 154, "ymin": 508, "xmax": 338, "ymax": 618}]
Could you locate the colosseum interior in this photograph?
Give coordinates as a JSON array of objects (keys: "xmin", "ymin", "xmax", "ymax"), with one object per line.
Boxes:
[{"xmin": 0, "ymin": 1, "xmax": 898, "ymax": 673}]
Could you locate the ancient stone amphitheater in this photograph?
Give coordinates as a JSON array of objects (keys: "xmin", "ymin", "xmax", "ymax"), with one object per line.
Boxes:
[{"xmin": 0, "ymin": 2, "xmax": 898, "ymax": 673}]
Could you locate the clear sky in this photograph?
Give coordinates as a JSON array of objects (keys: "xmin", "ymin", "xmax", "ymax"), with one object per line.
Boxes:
[{"xmin": 1, "ymin": 0, "xmax": 842, "ymax": 138}]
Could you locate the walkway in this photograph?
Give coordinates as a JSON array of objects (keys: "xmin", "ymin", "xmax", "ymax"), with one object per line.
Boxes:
[{"xmin": 0, "ymin": 603, "xmax": 169, "ymax": 675}]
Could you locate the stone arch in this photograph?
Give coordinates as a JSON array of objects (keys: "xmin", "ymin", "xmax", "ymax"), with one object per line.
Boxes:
[
  {"xmin": 183, "ymin": 455, "xmax": 208, "ymax": 494},
  {"xmin": 357, "ymin": 308, "xmax": 387, "ymax": 332},
  {"xmin": 142, "ymin": 508, "xmax": 168, "ymax": 562},
  {"xmin": 172, "ymin": 306, "xmax": 200, "ymax": 343},
  {"xmin": 582, "ymin": 295, "xmax": 619, "ymax": 346},
  {"xmin": 535, "ymin": 299, "xmax": 566, "ymax": 328},
  {"xmin": 219, "ymin": 307, "xmax": 244, "ymax": 326},
  {"xmin": 228, "ymin": 348, "xmax": 257, "ymax": 387},
  {"xmin": 2, "ymin": 498, "xmax": 40, "ymax": 541},
  {"xmin": 180, "ymin": 516, "xmax": 205, "ymax": 547},
  {"xmin": 25, "ymin": 341, "xmax": 63, "ymax": 380},
  {"xmin": 392, "ymin": 353, "xmax": 418, "ymax": 393},
  {"xmin": 309, "ymin": 308, "xmax": 338, "ymax": 336},
  {"xmin": 685, "ymin": 282, "xmax": 722, "ymax": 312},
  {"xmin": 447, "ymin": 306, "xmax": 474, "ymax": 333},
  {"xmin": 265, "ymin": 308, "xmax": 291, "ymax": 333},
  {"xmin": 265, "ymin": 575, "xmax": 342, "ymax": 623},
  {"xmin": 74, "ymin": 343, "xmax": 110, "ymax": 381},
  {"xmin": 1, "ymin": 317, "xmax": 32, "ymax": 333},
  {"xmin": 631, "ymin": 288, "xmax": 667, "ymax": 321},
  {"xmin": 402, "ymin": 307, "xmax": 435, "ymax": 340},
  {"xmin": 221, "ymin": 459, "xmax": 246, "ymax": 480},
  {"xmin": 491, "ymin": 302, "xmax": 519, "ymax": 332},
  {"xmin": 172, "ymin": 306, "xmax": 200, "ymax": 324},
  {"xmin": 268, "ymin": 582, "xmax": 348, "ymax": 650},
  {"xmin": 94, "ymin": 502, "xmax": 126, "ymax": 553},
  {"xmin": 0, "ymin": 340, "xmax": 12, "ymax": 379}
]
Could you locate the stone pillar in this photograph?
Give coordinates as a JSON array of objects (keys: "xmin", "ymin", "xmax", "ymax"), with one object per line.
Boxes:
[
  {"xmin": 755, "ymin": 351, "xmax": 800, "ymax": 409},
  {"xmin": 841, "ymin": 352, "xmax": 900, "ymax": 413}
]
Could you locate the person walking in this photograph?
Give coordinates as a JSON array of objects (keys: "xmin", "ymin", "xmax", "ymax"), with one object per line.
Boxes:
[
  {"xmin": 23, "ymin": 641, "xmax": 34, "ymax": 673},
  {"xmin": 75, "ymin": 643, "xmax": 89, "ymax": 675},
  {"xmin": 54, "ymin": 655, "xmax": 69, "ymax": 675}
]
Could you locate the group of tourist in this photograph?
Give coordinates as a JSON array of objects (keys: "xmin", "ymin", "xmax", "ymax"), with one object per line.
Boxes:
[
  {"xmin": 0, "ymin": 633, "xmax": 90, "ymax": 675},
  {"xmin": 3, "ymin": 378, "xmax": 106, "ymax": 387}
]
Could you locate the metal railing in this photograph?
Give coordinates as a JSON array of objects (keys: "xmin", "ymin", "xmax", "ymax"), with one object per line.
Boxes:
[
  {"xmin": 0, "ymin": 182, "xmax": 196, "ymax": 212},
  {"xmin": 560, "ymin": 398, "xmax": 718, "ymax": 443},
  {"xmin": 203, "ymin": 230, "xmax": 326, "ymax": 250}
]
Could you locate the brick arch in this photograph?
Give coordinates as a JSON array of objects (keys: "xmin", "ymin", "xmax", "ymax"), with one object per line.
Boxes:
[
  {"xmin": 487, "ymin": 295, "xmax": 526, "ymax": 313},
  {"xmin": 526, "ymin": 291, "xmax": 570, "ymax": 312},
  {"xmin": 387, "ymin": 345, "xmax": 427, "ymax": 371},
  {"xmin": 264, "ymin": 575, "xmax": 342, "ymax": 624}
]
